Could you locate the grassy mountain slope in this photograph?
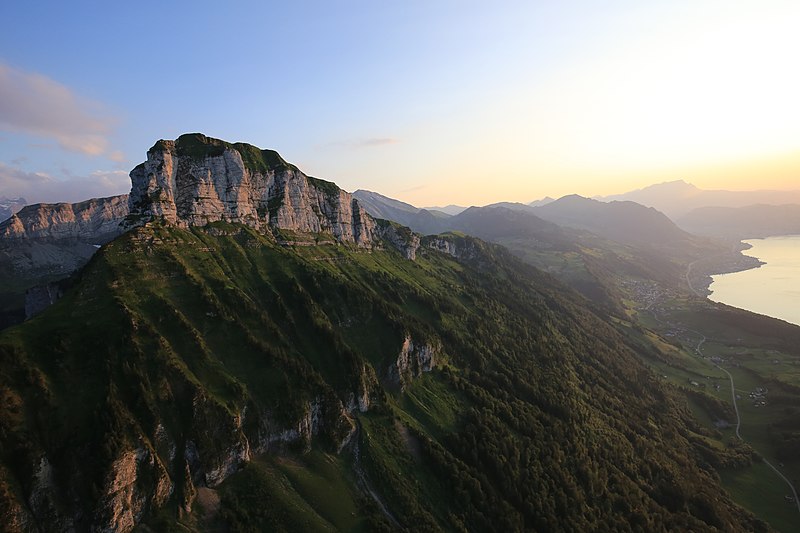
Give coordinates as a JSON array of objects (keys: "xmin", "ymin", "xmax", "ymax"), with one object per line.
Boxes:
[
  {"xmin": 353, "ymin": 193, "xmax": 728, "ymax": 317},
  {"xmin": 0, "ymin": 222, "xmax": 767, "ymax": 531}
]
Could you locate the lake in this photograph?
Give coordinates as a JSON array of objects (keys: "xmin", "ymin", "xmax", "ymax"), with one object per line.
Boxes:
[{"xmin": 709, "ymin": 235, "xmax": 800, "ymax": 326}]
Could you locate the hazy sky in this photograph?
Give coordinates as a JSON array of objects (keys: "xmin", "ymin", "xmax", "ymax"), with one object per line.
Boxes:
[{"xmin": 1, "ymin": 0, "xmax": 799, "ymax": 206}]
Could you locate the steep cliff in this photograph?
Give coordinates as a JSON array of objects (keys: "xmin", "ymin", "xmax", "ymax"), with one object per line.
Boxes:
[
  {"xmin": 0, "ymin": 195, "xmax": 129, "ymax": 243},
  {"xmin": 127, "ymin": 134, "xmax": 375, "ymax": 247},
  {"xmin": 0, "ymin": 134, "xmax": 408, "ymax": 329},
  {"xmin": 386, "ymin": 334, "xmax": 437, "ymax": 389},
  {"xmin": 0, "ymin": 195, "xmax": 129, "ymax": 326}
]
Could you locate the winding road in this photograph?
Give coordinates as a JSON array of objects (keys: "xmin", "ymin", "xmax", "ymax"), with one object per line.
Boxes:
[
  {"xmin": 689, "ymin": 332, "xmax": 800, "ymax": 514},
  {"xmin": 678, "ymin": 263, "xmax": 800, "ymax": 515}
]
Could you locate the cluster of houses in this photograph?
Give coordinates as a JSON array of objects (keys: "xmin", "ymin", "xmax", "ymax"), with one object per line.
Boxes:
[{"xmin": 749, "ymin": 386, "xmax": 768, "ymax": 408}]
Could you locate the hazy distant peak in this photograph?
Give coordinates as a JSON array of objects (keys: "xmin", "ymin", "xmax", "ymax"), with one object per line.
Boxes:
[
  {"xmin": 599, "ymin": 179, "xmax": 800, "ymax": 218},
  {"xmin": 649, "ymin": 179, "xmax": 697, "ymax": 190},
  {"xmin": 353, "ymin": 189, "xmax": 420, "ymax": 214},
  {"xmin": 421, "ymin": 203, "xmax": 467, "ymax": 215},
  {"xmin": 0, "ymin": 196, "xmax": 28, "ymax": 222},
  {"xmin": 552, "ymin": 193, "xmax": 592, "ymax": 204},
  {"xmin": 528, "ymin": 196, "xmax": 554, "ymax": 207},
  {"xmin": 483, "ymin": 201, "xmax": 535, "ymax": 212}
]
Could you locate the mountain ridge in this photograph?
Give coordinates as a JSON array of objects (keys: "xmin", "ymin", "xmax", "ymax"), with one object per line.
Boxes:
[
  {"xmin": 678, "ymin": 203, "xmax": 800, "ymax": 239},
  {"xmin": 0, "ymin": 197, "xmax": 26, "ymax": 223},
  {"xmin": 532, "ymin": 194, "xmax": 695, "ymax": 248},
  {"xmin": 128, "ymin": 133, "xmax": 375, "ymax": 247},
  {"xmin": 599, "ymin": 180, "xmax": 800, "ymax": 218},
  {"xmin": 1, "ymin": 134, "xmax": 422, "ymax": 328}
]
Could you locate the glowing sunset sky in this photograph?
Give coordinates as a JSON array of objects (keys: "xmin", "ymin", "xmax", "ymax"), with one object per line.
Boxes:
[{"xmin": 1, "ymin": 1, "xmax": 799, "ymax": 206}]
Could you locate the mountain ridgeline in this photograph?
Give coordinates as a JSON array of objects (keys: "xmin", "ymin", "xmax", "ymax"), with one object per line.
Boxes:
[
  {"xmin": 0, "ymin": 135, "xmax": 768, "ymax": 532},
  {"xmin": 351, "ymin": 190, "xmax": 738, "ymax": 317},
  {"xmin": 0, "ymin": 134, "xmax": 417, "ymax": 327},
  {"xmin": 0, "ymin": 197, "xmax": 27, "ymax": 223},
  {"xmin": 678, "ymin": 204, "xmax": 800, "ymax": 239}
]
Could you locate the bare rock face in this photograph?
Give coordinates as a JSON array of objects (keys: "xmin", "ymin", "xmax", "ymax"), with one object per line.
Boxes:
[
  {"xmin": 0, "ymin": 195, "xmax": 129, "ymax": 243},
  {"xmin": 0, "ymin": 195, "xmax": 130, "ymax": 323},
  {"xmin": 424, "ymin": 235, "xmax": 478, "ymax": 260},
  {"xmin": 375, "ymin": 220, "xmax": 421, "ymax": 260},
  {"xmin": 128, "ymin": 134, "xmax": 375, "ymax": 247},
  {"xmin": 94, "ymin": 447, "xmax": 172, "ymax": 533},
  {"xmin": 387, "ymin": 334, "xmax": 438, "ymax": 389}
]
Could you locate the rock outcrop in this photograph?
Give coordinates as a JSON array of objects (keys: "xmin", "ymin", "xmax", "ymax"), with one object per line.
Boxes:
[
  {"xmin": 387, "ymin": 335, "xmax": 437, "ymax": 389},
  {"xmin": 424, "ymin": 234, "xmax": 479, "ymax": 260},
  {"xmin": 374, "ymin": 220, "xmax": 421, "ymax": 260},
  {"xmin": 127, "ymin": 134, "xmax": 375, "ymax": 247},
  {"xmin": 95, "ymin": 447, "xmax": 172, "ymax": 533},
  {"xmin": 0, "ymin": 134, "xmax": 429, "ymax": 256},
  {"xmin": 0, "ymin": 195, "xmax": 129, "ymax": 243}
]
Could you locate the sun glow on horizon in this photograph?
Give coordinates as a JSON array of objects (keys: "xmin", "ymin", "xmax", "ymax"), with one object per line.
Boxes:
[
  {"xmin": 378, "ymin": 2, "xmax": 800, "ymax": 207},
  {"xmin": 2, "ymin": 1, "xmax": 799, "ymax": 207}
]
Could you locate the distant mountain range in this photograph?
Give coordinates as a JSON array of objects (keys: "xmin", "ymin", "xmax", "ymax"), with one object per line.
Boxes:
[
  {"xmin": 370, "ymin": 180, "xmax": 800, "ymax": 236},
  {"xmin": 356, "ymin": 190, "xmax": 706, "ymax": 255},
  {"xmin": 420, "ymin": 203, "xmax": 467, "ymax": 215},
  {"xmin": 533, "ymin": 194, "xmax": 694, "ymax": 248},
  {"xmin": 678, "ymin": 204, "xmax": 800, "ymax": 239},
  {"xmin": 598, "ymin": 180, "xmax": 800, "ymax": 218},
  {"xmin": 354, "ymin": 190, "xmax": 734, "ymax": 315},
  {"xmin": 528, "ymin": 196, "xmax": 555, "ymax": 207},
  {"xmin": 0, "ymin": 196, "xmax": 26, "ymax": 222},
  {"xmin": 352, "ymin": 190, "xmax": 450, "ymax": 234}
]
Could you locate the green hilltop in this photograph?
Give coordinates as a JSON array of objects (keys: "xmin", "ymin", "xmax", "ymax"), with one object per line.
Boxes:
[{"xmin": 150, "ymin": 133, "xmax": 301, "ymax": 174}]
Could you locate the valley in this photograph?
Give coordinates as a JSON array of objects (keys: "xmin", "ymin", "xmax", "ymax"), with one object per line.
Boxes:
[{"xmin": 623, "ymin": 275, "xmax": 800, "ymax": 532}]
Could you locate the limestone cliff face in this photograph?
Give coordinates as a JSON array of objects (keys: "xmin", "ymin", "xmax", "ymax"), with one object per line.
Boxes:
[
  {"xmin": 0, "ymin": 195, "xmax": 130, "ymax": 323},
  {"xmin": 17, "ymin": 378, "xmax": 373, "ymax": 533},
  {"xmin": 128, "ymin": 134, "xmax": 375, "ymax": 247},
  {"xmin": 387, "ymin": 334, "xmax": 437, "ymax": 389},
  {"xmin": 94, "ymin": 447, "xmax": 172, "ymax": 533},
  {"xmin": 374, "ymin": 220, "xmax": 421, "ymax": 260},
  {"xmin": 424, "ymin": 235, "xmax": 478, "ymax": 260},
  {"xmin": 0, "ymin": 195, "xmax": 129, "ymax": 242}
]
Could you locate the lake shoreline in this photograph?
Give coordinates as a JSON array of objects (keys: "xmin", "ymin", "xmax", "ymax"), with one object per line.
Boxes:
[
  {"xmin": 690, "ymin": 241, "xmax": 765, "ymax": 296},
  {"xmin": 707, "ymin": 235, "xmax": 800, "ymax": 326}
]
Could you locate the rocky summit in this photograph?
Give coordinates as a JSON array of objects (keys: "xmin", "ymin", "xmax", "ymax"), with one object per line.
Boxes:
[
  {"xmin": 127, "ymin": 133, "xmax": 375, "ymax": 246},
  {"xmin": 0, "ymin": 134, "xmax": 421, "ymax": 328},
  {"xmin": 0, "ymin": 133, "xmax": 385, "ymax": 248}
]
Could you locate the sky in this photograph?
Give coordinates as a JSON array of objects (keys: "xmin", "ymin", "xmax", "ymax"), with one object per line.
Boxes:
[{"xmin": 1, "ymin": 0, "xmax": 799, "ymax": 207}]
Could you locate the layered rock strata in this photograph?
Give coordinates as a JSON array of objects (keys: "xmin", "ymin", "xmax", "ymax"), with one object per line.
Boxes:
[
  {"xmin": 127, "ymin": 134, "xmax": 375, "ymax": 247},
  {"xmin": 0, "ymin": 195, "xmax": 129, "ymax": 243}
]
